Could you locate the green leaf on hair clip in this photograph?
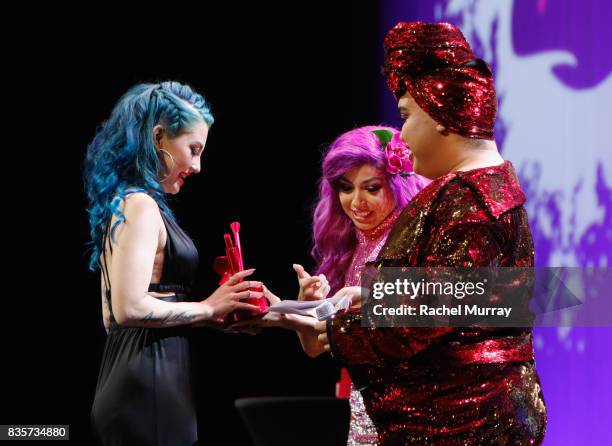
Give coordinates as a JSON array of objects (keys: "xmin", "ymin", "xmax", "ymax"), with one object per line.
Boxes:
[{"xmin": 372, "ymin": 129, "xmax": 394, "ymax": 148}]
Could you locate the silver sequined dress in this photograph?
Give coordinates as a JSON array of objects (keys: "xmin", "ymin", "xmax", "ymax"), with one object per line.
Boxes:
[{"xmin": 344, "ymin": 207, "xmax": 402, "ymax": 446}]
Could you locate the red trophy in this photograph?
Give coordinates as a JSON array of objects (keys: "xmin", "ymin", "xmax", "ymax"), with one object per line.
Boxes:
[{"xmin": 212, "ymin": 222, "xmax": 269, "ymax": 323}]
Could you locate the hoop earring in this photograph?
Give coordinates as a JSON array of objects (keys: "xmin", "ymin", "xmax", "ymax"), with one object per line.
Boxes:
[{"xmin": 157, "ymin": 149, "xmax": 176, "ymax": 183}]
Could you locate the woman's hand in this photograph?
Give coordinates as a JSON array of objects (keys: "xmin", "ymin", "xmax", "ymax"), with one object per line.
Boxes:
[
  {"xmin": 332, "ymin": 286, "xmax": 364, "ymax": 309},
  {"xmin": 293, "ymin": 264, "xmax": 330, "ymax": 301},
  {"xmin": 199, "ymin": 269, "xmax": 263, "ymax": 320},
  {"xmin": 262, "ymin": 284, "xmax": 282, "ymax": 306},
  {"xmin": 227, "ymin": 286, "xmax": 319, "ymax": 333},
  {"xmin": 229, "ymin": 285, "xmax": 286, "ymax": 330},
  {"xmin": 312, "ymin": 286, "xmax": 365, "ymax": 354},
  {"xmin": 314, "ymin": 320, "xmax": 330, "ymax": 353},
  {"xmin": 227, "ymin": 286, "xmax": 294, "ymax": 331}
]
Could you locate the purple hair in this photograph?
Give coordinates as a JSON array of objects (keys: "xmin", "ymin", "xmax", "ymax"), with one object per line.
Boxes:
[{"xmin": 311, "ymin": 125, "xmax": 427, "ymax": 293}]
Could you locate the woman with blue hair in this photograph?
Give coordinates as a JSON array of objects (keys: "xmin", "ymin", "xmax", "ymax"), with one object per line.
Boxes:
[{"xmin": 85, "ymin": 81, "xmax": 262, "ymax": 445}]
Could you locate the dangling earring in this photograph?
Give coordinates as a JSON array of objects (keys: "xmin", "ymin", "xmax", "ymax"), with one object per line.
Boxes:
[{"xmin": 157, "ymin": 148, "xmax": 176, "ymax": 183}]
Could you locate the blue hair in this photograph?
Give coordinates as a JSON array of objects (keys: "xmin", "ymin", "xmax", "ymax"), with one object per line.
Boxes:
[{"xmin": 83, "ymin": 81, "xmax": 214, "ymax": 271}]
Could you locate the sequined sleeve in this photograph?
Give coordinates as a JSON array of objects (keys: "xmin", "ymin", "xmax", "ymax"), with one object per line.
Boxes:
[{"xmin": 422, "ymin": 220, "xmax": 502, "ymax": 267}]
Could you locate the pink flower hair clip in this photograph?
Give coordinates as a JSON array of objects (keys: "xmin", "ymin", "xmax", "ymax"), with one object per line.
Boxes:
[{"xmin": 372, "ymin": 129, "xmax": 414, "ymax": 177}]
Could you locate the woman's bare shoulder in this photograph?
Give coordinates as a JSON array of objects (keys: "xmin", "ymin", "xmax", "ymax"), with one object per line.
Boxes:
[
  {"xmin": 119, "ymin": 192, "xmax": 161, "ymax": 220},
  {"xmin": 108, "ymin": 192, "xmax": 163, "ymax": 236}
]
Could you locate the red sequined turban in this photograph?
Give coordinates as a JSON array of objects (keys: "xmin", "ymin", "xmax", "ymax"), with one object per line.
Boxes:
[{"xmin": 383, "ymin": 21, "xmax": 497, "ymax": 140}]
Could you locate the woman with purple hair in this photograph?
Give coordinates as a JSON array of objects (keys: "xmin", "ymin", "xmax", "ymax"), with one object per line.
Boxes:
[{"xmin": 251, "ymin": 125, "xmax": 427, "ymax": 446}]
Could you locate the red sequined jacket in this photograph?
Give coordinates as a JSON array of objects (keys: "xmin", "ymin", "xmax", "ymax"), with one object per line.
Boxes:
[{"xmin": 327, "ymin": 161, "xmax": 546, "ymax": 445}]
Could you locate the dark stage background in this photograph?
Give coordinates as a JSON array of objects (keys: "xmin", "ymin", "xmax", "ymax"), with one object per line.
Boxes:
[{"xmin": 1, "ymin": 4, "xmax": 385, "ymax": 445}]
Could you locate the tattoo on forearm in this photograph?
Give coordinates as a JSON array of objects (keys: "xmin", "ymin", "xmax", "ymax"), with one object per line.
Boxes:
[{"xmin": 142, "ymin": 311, "xmax": 198, "ymax": 325}]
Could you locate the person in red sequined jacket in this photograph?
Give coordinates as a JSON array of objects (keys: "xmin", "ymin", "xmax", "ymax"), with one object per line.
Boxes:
[{"xmin": 314, "ymin": 22, "xmax": 547, "ymax": 445}]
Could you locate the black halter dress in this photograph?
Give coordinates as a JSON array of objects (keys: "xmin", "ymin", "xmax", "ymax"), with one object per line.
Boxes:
[{"xmin": 91, "ymin": 205, "xmax": 200, "ymax": 446}]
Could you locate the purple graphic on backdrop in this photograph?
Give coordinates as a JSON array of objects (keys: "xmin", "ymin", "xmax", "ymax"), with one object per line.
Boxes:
[
  {"xmin": 379, "ymin": 1, "xmax": 612, "ymax": 444},
  {"xmin": 512, "ymin": 0, "xmax": 612, "ymax": 89}
]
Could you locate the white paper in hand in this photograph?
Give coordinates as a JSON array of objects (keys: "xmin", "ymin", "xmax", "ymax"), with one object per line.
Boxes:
[{"xmin": 268, "ymin": 295, "xmax": 352, "ymax": 320}]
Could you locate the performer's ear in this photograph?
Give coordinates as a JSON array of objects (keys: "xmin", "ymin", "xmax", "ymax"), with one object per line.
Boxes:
[
  {"xmin": 152, "ymin": 125, "xmax": 165, "ymax": 149},
  {"xmin": 436, "ymin": 124, "xmax": 451, "ymax": 136}
]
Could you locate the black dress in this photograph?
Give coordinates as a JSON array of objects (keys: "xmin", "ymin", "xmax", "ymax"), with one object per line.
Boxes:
[{"xmin": 91, "ymin": 208, "xmax": 200, "ymax": 446}]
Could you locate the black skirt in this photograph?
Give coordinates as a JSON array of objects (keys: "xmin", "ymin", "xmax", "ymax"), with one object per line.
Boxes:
[{"xmin": 91, "ymin": 295, "xmax": 198, "ymax": 446}]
